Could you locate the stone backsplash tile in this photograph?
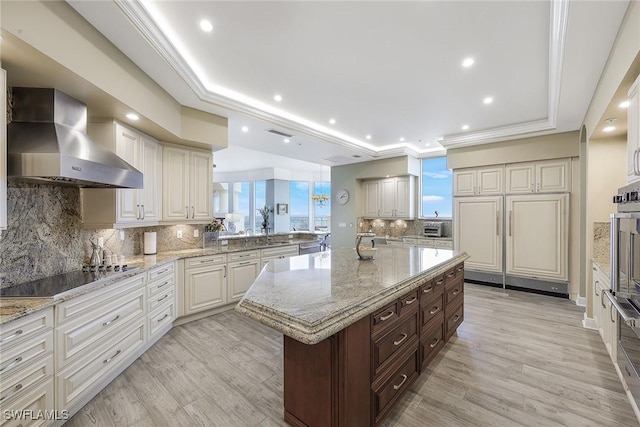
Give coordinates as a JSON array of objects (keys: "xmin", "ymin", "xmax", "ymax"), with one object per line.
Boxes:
[
  {"xmin": 358, "ymin": 217, "xmax": 452, "ymax": 238},
  {"xmin": 593, "ymin": 221, "xmax": 610, "ymax": 262}
]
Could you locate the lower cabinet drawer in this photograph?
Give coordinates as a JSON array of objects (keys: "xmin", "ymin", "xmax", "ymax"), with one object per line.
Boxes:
[
  {"xmin": 1, "ymin": 332, "xmax": 53, "ymax": 381},
  {"xmin": 0, "ymin": 308, "xmax": 53, "ymax": 351},
  {"xmin": 148, "ymin": 303, "xmax": 174, "ymax": 339},
  {"xmin": 371, "ymin": 301, "xmax": 400, "ymax": 336},
  {"xmin": 372, "ymin": 349, "xmax": 419, "ymax": 424},
  {"xmin": 445, "ymin": 278, "xmax": 464, "ymax": 306},
  {"xmin": 420, "ymin": 293, "xmax": 444, "ymax": 333},
  {"xmin": 445, "ymin": 298, "xmax": 464, "ymax": 341},
  {"xmin": 148, "ymin": 274, "xmax": 175, "ymax": 300},
  {"xmin": 1, "ymin": 378, "xmax": 55, "ymax": 427},
  {"xmin": 148, "ymin": 288, "xmax": 174, "ymax": 312},
  {"xmin": 372, "ymin": 312, "xmax": 418, "ymax": 378},
  {"xmin": 420, "ymin": 313, "xmax": 445, "ymax": 371},
  {"xmin": 1, "ymin": 354, "xmax": 53, "ymax": 405},
  {"xmin": 56, "ymin": 318, "xmax": 145, "ymax": 410},
  {"xmin": 398, "ymin": 291, "xmax": 419, "ymax": 318}
]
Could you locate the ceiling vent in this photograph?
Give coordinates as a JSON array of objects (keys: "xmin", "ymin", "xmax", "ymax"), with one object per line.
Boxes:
[{"xmin": 266, "ymin": 129, "xmax": 294, "ymax": 138}]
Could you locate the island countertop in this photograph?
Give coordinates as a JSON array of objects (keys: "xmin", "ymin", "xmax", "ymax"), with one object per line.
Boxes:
[{"xmin": 235, "ymin": 246, "xmax": 469, "ymax": 345}]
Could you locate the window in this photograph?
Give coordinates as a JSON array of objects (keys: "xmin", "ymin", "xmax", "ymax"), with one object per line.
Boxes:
[
  {"xmin": 313, "ymin": 181, "xmax": 331, "ymax": 231},
  {"xmin": 233, "ymin": 182, "xmax": 250, "ymax": 231},
  {"xmin": 254, "ymin": 180, "xmax": 266, "ymax": 233},
  {"xmin": 290, "ymin": 181, "xmax": 310, "ymax": 231},
  {"xmin": 421, "ymin": 157, "xmax": 452, "ymax": 218}
]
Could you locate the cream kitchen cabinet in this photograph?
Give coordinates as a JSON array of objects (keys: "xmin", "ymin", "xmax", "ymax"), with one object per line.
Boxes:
[
  {"xmin": 362, "ymin": 176, "xmax": 415, "ymax": 219},
  {"xmin": 402, "ymin": 237, "xmax": 453, "ymax": 249},
  {"xmin": 182, "ymin": 254, "xmax": 227, "ymax": 315},
  {"xmin": 453, "ymin": 166, "xmax": 503, "ymax": 196},
  {"xmin": 83, "ymin": 121, "xmax": 162, "ymax": 228},
  {"xmin": 454, "ymin": 196, "xmax": 503, "ymax": 273},
  {"xmin": 505, "ymin": 193, "xmax": 568, "ymax": 281},
  {"xmin": 627, "ymin": 74, "xmax": 640, "ymax": 184},
  {"xmin": 146, "ymin": 262, "xmax": 176, "ymax": 342},
  {"xmin": 592, "ymin": 262, "xmax": 617, "ymax": 362},
  {"xmin": 0, "ymin": 69, "xmax": 7, "ymax": 234},
  {"xmin": 227, "ymin": 250, "xmax": 261, "ymax": 303},
  {"xmin": 260, "ymin": 245, "xmax": 300, "ymax": 268},
  {"xmin": 505, "ymin": 159, "xmax": 570, "ymax": 194},
  {"xmin": 162, "ymin": 145, "xmax": 213, "ymax": 222}
]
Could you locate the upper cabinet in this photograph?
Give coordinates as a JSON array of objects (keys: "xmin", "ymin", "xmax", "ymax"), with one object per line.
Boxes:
[
  {"xmin": 505, "ymin": 159, "xmax": 570, "ymax": 194},
  {"xmin": 82, "ymin": 122, "xmax": 162, "ymax": 228},
  {"xmin": 628, "ymin": 74, "xmax": 640, "ymax": 184},
  {"xmin": 363, "ymin": 176, "xmax": 415, "ymax": 219},
  {"xmin": 453, "ymin": 166, "xmax": 503, "ymax": 196},
  {"xmin": 163, "ymin": 145, "xmax": 213, "ymax": 223},
  {"xmin": 0, "ymin": 69, "xmax": 6, "ymax": 233}
]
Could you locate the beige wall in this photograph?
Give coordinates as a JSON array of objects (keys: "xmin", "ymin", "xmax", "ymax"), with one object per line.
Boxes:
[{"xmin": 447, "ymin": 131, "xmax": 579, "ymax": 169}]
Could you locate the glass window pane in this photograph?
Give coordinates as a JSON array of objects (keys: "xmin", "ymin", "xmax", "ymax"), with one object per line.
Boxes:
[
  {"xmin": 313, "ymin": 181, "xmax": 331, "ymax": 231},
  {"xmin": 255, "ymin": 180, "xmax": 266, "ymax": 233},
  {"xmin": 233, "ymin": 182, "xmax": 250, "ymax": 232},
  {"xmin": 290, "ymin": 181, "xmax": 309, "ymax": 231},
  {"xmin": 421, "ymin": 157, "xmax": 452, "ymax": 218}
]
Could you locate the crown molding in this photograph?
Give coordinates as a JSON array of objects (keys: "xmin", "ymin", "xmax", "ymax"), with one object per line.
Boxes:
[{"xmin": 117, "ymin": 0, "xmax": 569, "ymax": 155}]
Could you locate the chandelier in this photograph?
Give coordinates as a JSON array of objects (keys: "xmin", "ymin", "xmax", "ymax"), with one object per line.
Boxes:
[{"xmin": 312, "ymin": 193, "xmax": 330, "ymax": 206}]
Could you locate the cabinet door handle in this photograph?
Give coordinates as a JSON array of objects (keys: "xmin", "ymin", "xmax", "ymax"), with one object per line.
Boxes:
[
  {"xmin": 601, "ymin": 290, "xmax": 607, "ymax": 308},
  {"xmin": 157, "ymin": 313, "xmax": 169, "ymax": 323},
  {"xmin": 224, "ymin": 265, "xmax": 227, "ymax": 278},
  {"xmin": 496, "ymin": 211, "xmax": 500, "ymax": 236},
  {"xmin": 594, "ymin": 281, "xmax": 600, "ymax": 296},
  {"xmin": 509, "ymin": 210, "xmax": 513, "ymax": 236},
  {"xmin": 186, "ymin": 206, "xmax": 189, "ymax": 219},
  {"xmin": 103, "ymin": 315, "xmax": 120, "ymax": 327},
  {"xmin": 0, "ymin": 356, "xmax": 22, "ymax": 373},
  {"xmin": 453, "ymin": 314, "xmax": 461, "ymax": 322},
  {"xmin": 103, "ymin": 349, "xmax": 122, "ymax": 364},
  {"xmin": 0, "ymin": 329, "xmax": 22, "ymax": 344},
  {"xmin": 136, "ymin": 204, "xmax": 140, "ymax": 219},
  {"xmin": 0, "ymin": 383, "xmax": 23, "ymax": 402},
  {"xmin": 192, "ymin": 206, "xmax": 195, "ymax": 219},
  {"xmin": 157, "ymin": 294, "xmax": 169, "ymax": 303},
  {"xmin": 141, "ymin": 204, "xmax": 145, "ymax": 220},
  {"xmin": 429, "ymin": 338, "xmax": 440, "ymax": 348},
  {"xmin": 404, "ymin": 297, "xmax": 417, "ymax": 305},
  {"xmin": 394, "ymin": 333, "xmax": 408, "ymax": 346},
  {"xmin": 379, "ymin": 311, "xmax": 395, "ymax": 321},
  {"xmin": 447, "ymin": 272, "xmax": 455, "ymax": 278},
  {"xmin": 610, "ymin": 300, "xmax": 617, "ymax": 323},
  {"xmin": 393, "ymin": 374, "xmax": 408, "ymax": 390},
  {"xmin": 157, "ymin": 281, "xmax": 170, "ymax": 289},
  {"xmin": 452, "ymin": 289, "xmax": 460, "ymax": 296},
  {"xmin": 422, "ymin": 286, "xmax": 433, "ymax": 294},
  {"xmin": 238, "ymin": 261, "xmax": 251, "ymax": 265},
  {"xmin": 429, "ymin": 307, "xmax": 440, "ymax": 315}
]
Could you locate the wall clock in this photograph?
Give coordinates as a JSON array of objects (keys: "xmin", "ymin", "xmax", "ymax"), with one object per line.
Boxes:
[{"xmin": 336, "ymin": 189, "xmax": 349, "ymax": 205}]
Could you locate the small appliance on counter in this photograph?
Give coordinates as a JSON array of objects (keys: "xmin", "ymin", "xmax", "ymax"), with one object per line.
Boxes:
[
  {"xmin": 610, "ymin": 181, "xmax": 640, "ymax": 410},
  {"xmin": 144, "ymin": 232, "xmax": 157, "ymax": 255},
  {"xmin": 423, "ymin": 221, "xmax": 444, "ymax": 237}
]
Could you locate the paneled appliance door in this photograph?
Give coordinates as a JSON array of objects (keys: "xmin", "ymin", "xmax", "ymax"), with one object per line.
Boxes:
[
  {"xmin": 611, "ymin": 213, "xmax": 640, "ymax": 299},
  {"xmin": 454, "ymin": 196, "xmax": 502, "ymax": 273},
  {"xmin": 505, "ymin": 193, "xmax": 569, "ymax": 282}
]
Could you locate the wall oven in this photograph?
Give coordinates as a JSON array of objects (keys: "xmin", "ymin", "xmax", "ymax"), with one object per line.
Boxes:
[{"xmin": 610, "ymin": 182, "xmax": 640, "ymax": 409}]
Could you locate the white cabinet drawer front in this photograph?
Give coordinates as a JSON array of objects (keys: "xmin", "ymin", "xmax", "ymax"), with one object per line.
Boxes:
[
  {"xmin": 0, "ymin": 308, "xmax": 53, "ymax": 350},
  {"xmin": 148, "ymin": 288, "xmax": 174, "ymax": 312},
  {"xmin": 260, "ymin": 245, "xmax": 298, "ymax": 258},
  {"xmin": 148, "ymin": 274, "xmax": 175, "ymax": 299},
  {"xmin": 55, "ymin": 275, "xmax": 145, "ymax": 325},
  {"xmin": 1, "ymin": 354, "xmax": 53, "ymax": 405},
  {"xmin": 1, "ymin": 332, "xmax": 53, "ymax": 380},
  {"xmin": 1, "ymin": 378, "xmax": 55, "ymax": 427},
  {"xmin": 434, "ymin": 240, "xmax": 453, "ymax": 249},
  {"xmin": 147, "ymin": 262, "xmax": 175, "ymax": 282},
  {"xmin": 185, "ymin": 254, "xmax": 226, "ymax": 269},
  {"xmin": 56, "ymin": 320, "xmax": 145, "ymax": 410},
  {"xmin": 228, "ymin": 250, "xmax": 259, "ymax": 262},
  {"xmin": 148, "ymin": 303, "xmax": 174, "ymax": 338},
  {"xmin": 56, "ymin": 289, "xmax": 144, "ymax": 368}
]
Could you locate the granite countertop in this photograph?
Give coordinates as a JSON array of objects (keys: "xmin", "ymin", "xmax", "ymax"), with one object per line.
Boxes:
[
  {"xmin": 402, "ymin": 235, "xmax": 453, "ymax": 241},
  {"xmin": 236, "ymin": 246, "xmax": 469, "ymax": 345},
  {"xmin": 0, "ymin": 240, "xmax": 304, "ymax": 325}
]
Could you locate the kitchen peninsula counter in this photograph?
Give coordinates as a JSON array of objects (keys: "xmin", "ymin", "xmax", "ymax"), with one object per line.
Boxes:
[{"xmin": 236, "ymin": 246, "xmax": 468, "ymax": 426}]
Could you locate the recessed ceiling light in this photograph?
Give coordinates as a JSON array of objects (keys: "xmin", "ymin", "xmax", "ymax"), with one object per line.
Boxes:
[
  {"xmin": 603, "ymin": 126, "xmax": 616, "ymax": 132},
  {"xmin": 462, "ymin": 58, "xmax": 474, "ymax": 68},
  {"xmin": 619, "ymin": 100, "xmax": 630, "ymax": 108},
  {"xmin": 399, "ymin": 137, "xmax": 405, "ymax": 142},
  {"xmin": 241, "ymin": 126, "xmax": 249, "ymax": 132},
  {"xmin": 329, "ymin": 118, "xmax": 336, "ymax": 125},
  {"xmin": 200, "ymin": 20, "xmax": 213, "ymax": 32},
  {"xmin": 365, "ymin": 135, "xmax": 372, "ymax": 140},
  {"xmin": 274, "ymin": 94, "xmax": 282, "ymax": 102},
  {"xmin": 483, "ymin": 97, "xmax": 493, "ymax": 105},
  {"xmin": 462, "ymin": 124, "xmax": 469, "ymax": 130},
  {"xmin": 425, "ymin": 142, "xmax": 431, "ymax": 147},
  {"xmin": 126, "ymin": 113, "xmax": 140, "ymax": 121},
  {"xmin": 283, "ymin": 138, "xmax": 290, "ymax": 143}
]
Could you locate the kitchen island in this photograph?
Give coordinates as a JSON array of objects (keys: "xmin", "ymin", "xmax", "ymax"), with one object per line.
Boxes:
[{"xmin": 236, "ymin": 246, "xmax": 469, "ymax": 426}]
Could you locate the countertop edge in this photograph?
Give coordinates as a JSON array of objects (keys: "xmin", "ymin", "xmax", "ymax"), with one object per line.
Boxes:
[{"xmin": 235, "ymin": 252, "xmax": 469, "ymax": 345}]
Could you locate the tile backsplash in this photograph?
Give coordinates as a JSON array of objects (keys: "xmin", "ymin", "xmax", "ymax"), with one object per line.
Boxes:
[
  {"xmin": 358, "ymin": 217, "xmax": 452, "ymax": 239},
  {"xmin": 593, "ymin": 221, "xmax": 610, "ymax": 262},
  {"xmin": 0, "ymin": 182, "xmax": 207, "ymax": 287}
]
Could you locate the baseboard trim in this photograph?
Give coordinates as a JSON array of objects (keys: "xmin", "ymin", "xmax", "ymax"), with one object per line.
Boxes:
[
  {"xmin": 582, "ymin": 313, "xmax": 597, "ymax": 330},
  {"xmin": 575, "ymin": 296, "xmax": 587, "ymax": 307}
]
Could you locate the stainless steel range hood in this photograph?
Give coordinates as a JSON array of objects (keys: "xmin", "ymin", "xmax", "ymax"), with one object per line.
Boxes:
[{"xmin": 7, "ymin": 88, "xmax": 143, "ymax": 188}]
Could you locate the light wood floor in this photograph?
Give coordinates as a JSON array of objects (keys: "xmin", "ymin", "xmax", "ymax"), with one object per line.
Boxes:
[{"xmin": 66, "ymin": 284, "xmax": 639, "ymax": 427}]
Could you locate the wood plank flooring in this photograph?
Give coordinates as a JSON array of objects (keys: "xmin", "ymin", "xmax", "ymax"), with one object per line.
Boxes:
[{"xmin": 65, "ymin": 284, "xmax": 638, "ymax": 426}]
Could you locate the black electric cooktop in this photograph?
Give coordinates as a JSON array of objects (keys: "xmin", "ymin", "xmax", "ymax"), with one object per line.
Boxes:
[{"xmin": 0, "ymin": 265, "xmax": 140, "ymax": 299}]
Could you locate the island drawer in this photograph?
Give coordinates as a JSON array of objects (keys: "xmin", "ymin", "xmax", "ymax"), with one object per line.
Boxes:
[
  {"xmin": 420, "ymin": 292, "xmax": 444, "ymax": 332},
  {"xmin": 372, "ymin": 348, "xmax": 419, "ymax": 425},
  {"xmin": 445, "ymin": 280, "xmax": 464, "ymax": 306},
  {"xmin": 420, "ymin": 312, "xmax": 445, "ymax": 371},
  {"xmin": 371, "ymin": 301, "xmax": 400, "ymax": 336},
  {"xmin": 419, "ymin": 275, "xmax": 444, "ymax": 301},
  {"xmin": 398, "ymin": 290, "xmax": 419, "ymax": 318},
  {"xmin": 372, "ymin": 311, "xmax": 418, "ymax": 379},
  {"xmin": 445, "ymin": 298, "xmax": 464, "ymax": 341}
]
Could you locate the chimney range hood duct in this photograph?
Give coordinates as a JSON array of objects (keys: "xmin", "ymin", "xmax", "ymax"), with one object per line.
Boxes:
[{"xmin": 7, "ymin": 88, "xmax": 143, "ymax": 188}]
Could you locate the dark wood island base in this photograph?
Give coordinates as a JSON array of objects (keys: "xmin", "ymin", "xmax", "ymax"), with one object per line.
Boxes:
[{"xmin": 283, "ymin": 262, "xmax": 465, "ymax": 427}]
